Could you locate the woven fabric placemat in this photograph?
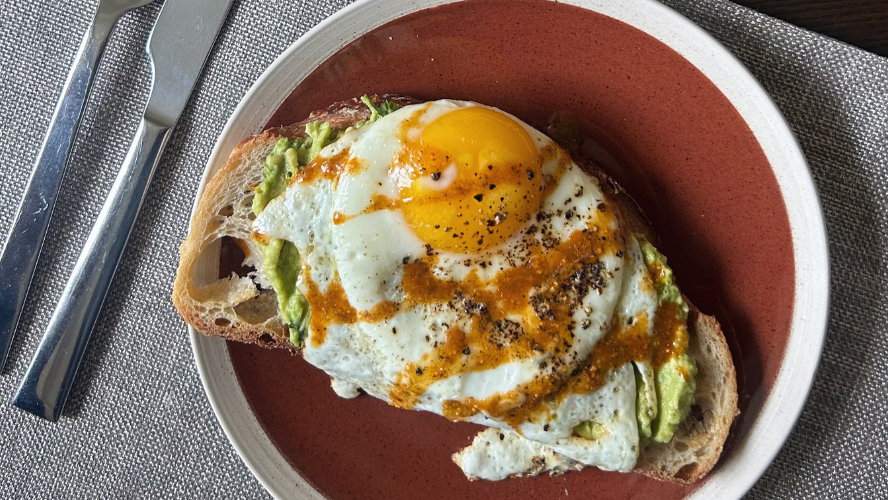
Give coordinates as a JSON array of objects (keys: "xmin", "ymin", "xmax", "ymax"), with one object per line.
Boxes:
[{"xmin": 0, "ymin": 0, "xmax": 885, "ymax": 498}]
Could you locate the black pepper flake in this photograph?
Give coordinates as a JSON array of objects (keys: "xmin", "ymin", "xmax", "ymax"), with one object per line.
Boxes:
[
  {"xmin": 526, "ymin": 169, "xmax": 535, "ymax": 180},
  {"xmin": 616, "ymin": 250, "xmax": 623, "ymax": 257},
  {"xmin": 544, "ymin": 424, "xmax": 550, "ymax": 431},
  {"xmin": 488, "ymin": 165, "xmax": 493, "ymax": 170},
  {"xmin": 474, "ymin": 193, "xmax": 484, "ymax": 202},
  {"xmin": 565, "ymin": 210, "xmax": 574, "ymax": 219},
  {"xmin": 462, "ymin": 346, "xmax": 471, "ymax": 355},
  {"xmin": 487, "ymin": 212, "xmax": 507, "ymax": 227},
  {"xmin": 392, "ymin": 327, "xmax": 397, "ymax": 334},
  {"xmin": 415, "ymin": 367, "xmax": 423, "ymax": 375},
  {"xmin": 489, "ymin": 184, "xmax": 496, "ymax": 190},
  {"xmin": 402, "ymin": 256, "xmax": 409, "ymax": 264},
  {"xmin": 435, "ymin": 224, "xmax": 440, "ymax": 229},
  {"xmin": 597, "ymin": 202, "xmax": 606, "ymax": 212},
  {"xmin": 431, "ymin": 172, "xmax": 441, "ymax": 181},
  {"xmin": 499, "ymin": 433, "xmax": 505, "ymax": 440}
]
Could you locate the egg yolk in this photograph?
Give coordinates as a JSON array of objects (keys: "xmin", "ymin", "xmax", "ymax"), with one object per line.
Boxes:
[{"xmin": 396, "ymin": 107, "xmax": 543, "ymax": 254}]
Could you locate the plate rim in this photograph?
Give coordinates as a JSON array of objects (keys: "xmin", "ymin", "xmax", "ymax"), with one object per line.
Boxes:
[{"xmin": 188, "ymin": 0, "xmax": 830, "ymax": 498}]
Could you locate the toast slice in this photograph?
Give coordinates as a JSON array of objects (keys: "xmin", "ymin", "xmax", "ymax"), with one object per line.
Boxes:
[{"xmin": 172, "ymin": 95, "xmax": 737, "ymax": 484}]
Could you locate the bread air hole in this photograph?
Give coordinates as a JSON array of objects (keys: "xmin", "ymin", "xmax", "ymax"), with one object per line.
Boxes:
[
  {"xmin": 258, "ymin": 333, "xmax": 274, "ymax": 345},
  {"xmin": 219, "ymin": 236, "xmax": 254, "ymax": 279},
  {"xmin": 194, "ymin": 236, "xmax": 256, "ymax": 289},
  {"xmin": 215, "ymin": 317, "xmax": 231, "ymax": 327},
  {"xmin": 192, "ymin": 237, "xmax": 222, "ymax": 288},
  {"xmin": 674, "ymin": 441, "xmax": 689, "ymax": 452},
  {"xmin": 675, "ymin": 462, "xmax": 698, "ymax": 481},
  {"xmin": 218, "ymin": 205, "xmax": 234, "ymax": 217},
  {"xmin": 691, "ymin": 403, "xmax": 705, "ymax": 423},
  {"xmin": 233, "ymin": 290, "xmax": 280, "ymax": 324}
]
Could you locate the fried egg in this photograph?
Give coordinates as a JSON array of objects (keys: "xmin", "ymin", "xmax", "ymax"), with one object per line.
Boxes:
[{"xmin": 253, "ymin": 100, "xmax": 659, "ymax": 478}]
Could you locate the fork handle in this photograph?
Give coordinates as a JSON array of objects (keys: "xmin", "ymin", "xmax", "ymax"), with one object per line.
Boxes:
[
  {"xmin": 0, "ymin": 12, "xmax": 117, "ymax": 370},
  {"xmin": 12, "ymin": 117, "xmax": 173, "ymax": 421}
]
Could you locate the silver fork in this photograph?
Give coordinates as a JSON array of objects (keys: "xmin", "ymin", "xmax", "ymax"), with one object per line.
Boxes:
[{"xmin": 0, "ymin": 0, "xmax": 155, "ymax": 370}]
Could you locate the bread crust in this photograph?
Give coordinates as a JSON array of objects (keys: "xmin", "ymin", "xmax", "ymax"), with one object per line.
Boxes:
[{"xmin": 173, "ymin": 94, "xmax": 737, "ymax": 484}]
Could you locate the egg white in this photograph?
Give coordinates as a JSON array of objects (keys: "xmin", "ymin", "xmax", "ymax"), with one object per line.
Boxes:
[{"xmin": 253, "ymin": 100, "xmax": 660, "ymax": 478}]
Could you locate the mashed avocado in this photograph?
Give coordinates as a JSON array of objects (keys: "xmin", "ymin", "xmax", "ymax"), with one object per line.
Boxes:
[
  {"xmin": 651, "ymin": 354, "xmax": 696, "ymax": 442},
  {"xmin": 251, "ymin": 96, "xmax": 400, "ymax": 346},
  {"xmin": 262, "ymin": 237, "xmax": 310, "ymax": 345},
  {"xmin": 573, "ymin": 420, "xmax": 606, "ymax": 440},
  {"xmin": 637, "ymin": 237, "xmax": 697, "ymax": 444}
]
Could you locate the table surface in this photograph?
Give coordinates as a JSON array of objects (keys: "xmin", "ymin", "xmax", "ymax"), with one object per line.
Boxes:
[{"xmin": 735, "ymin": 0, "xmax": 888, "ymax": 56}]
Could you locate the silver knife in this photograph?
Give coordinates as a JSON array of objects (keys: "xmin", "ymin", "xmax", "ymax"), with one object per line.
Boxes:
[{"xmin": 12, "ymin": 0, "xmax": 234, "ymax": 421}]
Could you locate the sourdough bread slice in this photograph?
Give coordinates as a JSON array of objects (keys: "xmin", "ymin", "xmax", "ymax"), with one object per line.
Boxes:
[{"xmin": 173, "ymin": 95, "xmax": 737, "ymax": 484}]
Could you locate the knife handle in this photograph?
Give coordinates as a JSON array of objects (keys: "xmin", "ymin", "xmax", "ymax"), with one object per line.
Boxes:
[
  {"xmin": 0, "ymin": 14, "xmax": 117, "ymax": 371},
  {"xmin": 12, "ymin": 117, "xmax": 172, "ymax": 421}
]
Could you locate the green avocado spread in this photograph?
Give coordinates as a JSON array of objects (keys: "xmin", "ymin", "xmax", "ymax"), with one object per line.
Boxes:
[
  {"xmin": 251, "ymin": 96, "xmax": 400, "ymax": 347},
  {"xmin": 574, "ymin": 420, "xmax": 606, "ymax": 441},
  {"xmin": 637, "ymin": 237, "xmax": 697, "ymax": 444}
]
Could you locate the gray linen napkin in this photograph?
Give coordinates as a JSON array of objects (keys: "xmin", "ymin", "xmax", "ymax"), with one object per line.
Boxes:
[{"xmin": 0, "ymin": 0, "xmax": 885, "ymax": 498}]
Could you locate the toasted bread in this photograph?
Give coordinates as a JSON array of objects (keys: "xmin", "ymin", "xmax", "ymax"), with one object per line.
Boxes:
[{"xmin": 172, "ymin": 95, "xmax": 737, "ymax": 484}]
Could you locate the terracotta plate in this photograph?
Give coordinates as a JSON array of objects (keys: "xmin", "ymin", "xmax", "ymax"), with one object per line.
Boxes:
[{"xmin": 188, "ymin": 1, "xmax": 829, "ymax": 498}]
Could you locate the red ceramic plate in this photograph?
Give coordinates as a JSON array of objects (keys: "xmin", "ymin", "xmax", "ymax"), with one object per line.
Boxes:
[{"xmin": 188, "ymin": 1, "xmax": 829, "ymax": 499}]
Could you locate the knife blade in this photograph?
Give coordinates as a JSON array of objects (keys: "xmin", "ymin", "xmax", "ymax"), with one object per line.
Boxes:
[{"xmin": 12, "ymin": 0, "xmax": 234, "ymax": 422}]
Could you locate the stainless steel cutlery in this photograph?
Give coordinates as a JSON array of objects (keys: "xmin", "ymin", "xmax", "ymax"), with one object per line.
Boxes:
[
  {"xmin": 3, "ymin": 0, "xmax": 234, "ymax": 421},
  {"xmin": 0, "ymin": 0, "xmax": 155, "ymax": 372}
]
